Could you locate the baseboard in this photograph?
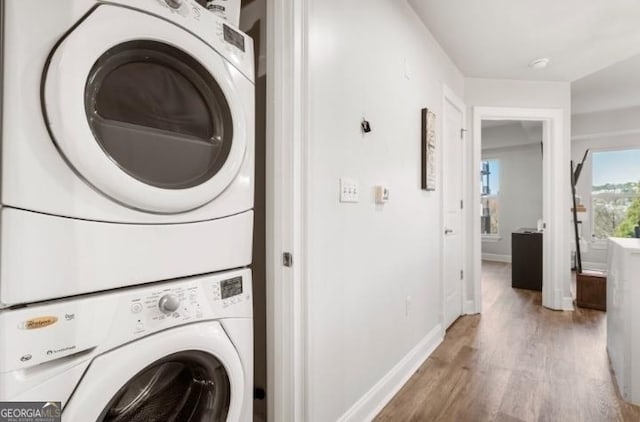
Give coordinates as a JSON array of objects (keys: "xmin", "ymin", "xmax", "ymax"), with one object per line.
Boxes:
[
  {"xmin": 337, "ymin": 324, "xmax": 443, "ymax": 422},
  {"xmin": 582, "ymin": 261, "xmax": 607, "ymax": 271},
  {"xmin": 482, "ymin": 253, "xmax": 512, "ymax": 263}
]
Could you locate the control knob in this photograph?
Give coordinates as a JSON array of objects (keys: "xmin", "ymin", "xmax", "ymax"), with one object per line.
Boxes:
[
  {"xmin": 158, "ymin": 294, "xmax": 180, "ymax": 314},
  {"xmin": 165, "ymin": 0, "xmax": 183, "ymax": 9}
]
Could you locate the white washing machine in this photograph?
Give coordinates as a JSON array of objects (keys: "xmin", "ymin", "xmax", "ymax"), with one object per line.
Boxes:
[
  {"xmin": 0, "ymin": 268, "xmax": 253, "ymax": 421},
  {"xmin": 0, "ymin": 0, "xmax": 255, "ymax": 306}
]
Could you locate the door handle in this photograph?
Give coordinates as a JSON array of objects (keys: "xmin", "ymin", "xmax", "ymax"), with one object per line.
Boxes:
[{"xmin": 444, "ymin": 229, "xmax": 453, "ymax": 235}]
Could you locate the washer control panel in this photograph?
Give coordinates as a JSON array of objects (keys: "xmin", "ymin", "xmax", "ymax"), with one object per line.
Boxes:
[
  {"xmin": 129, "ymin": 283, "xmax": 202, "ymax": 334},
  {"xmin": 158, "ymin": 293, "xmax": 181, "ymax": 314},
  {"xmin": 164, "ymin": 0, "xmax": 184, "ymax": 9},
  {"xmin": 127, "ymin": 271, "xmax": 251, "ymax": 336},
  {"xmin": 208, "ymin": 274, "xmax": 252, "ymax": 309},
  {"xmin": 213, "ymin": 275, "xmax": 251, "ymax": 308},
  {"xmin": 0, "ymin": 269, "xmax": 251, "ymax": 372}
]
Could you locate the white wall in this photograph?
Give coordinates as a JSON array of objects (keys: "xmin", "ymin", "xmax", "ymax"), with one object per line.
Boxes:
[
  {"xmin": 466, "ymin": 78, "xmax": 571, "ymax": 110},
  {"xmin": 571, "ymin": 106, "xmax": 640, "ymax": 267},
  {"xmin": 464, "ymin": 78, "xmax": 571, "ymax": 301},
  {"xmin": 482, "ymin": 125, "xmax": 543, "ymax": 258},
  {"xmin": 573, "ymin": 105, "xmax": 640, "ymax": 139},
  {"xmin": 306, "ymin": 0, "xmax": 463, "ymax": 420}
]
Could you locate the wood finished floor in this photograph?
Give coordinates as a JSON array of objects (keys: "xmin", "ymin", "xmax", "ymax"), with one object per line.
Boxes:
[{"xmin": 375, "ymin": 261, "xmax": 640, "ymax": 422}]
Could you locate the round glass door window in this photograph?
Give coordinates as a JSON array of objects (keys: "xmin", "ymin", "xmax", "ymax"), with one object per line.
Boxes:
[
  {"xmin": 85, "ymin": 40, "xmax": 234, "ymax": 190},
  {"xmin": 98, "ymin": 351, "xmax": 231, "ymax": 422}
]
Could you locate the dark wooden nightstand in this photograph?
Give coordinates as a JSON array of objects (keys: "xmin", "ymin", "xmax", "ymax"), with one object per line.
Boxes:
[
  {"xmin": 511, "ymin": 228, "xmax": 543, "ymax": 291},
  {"xmin": 576, "ymin": 270, "xmax": 606, "ymax": 311}
]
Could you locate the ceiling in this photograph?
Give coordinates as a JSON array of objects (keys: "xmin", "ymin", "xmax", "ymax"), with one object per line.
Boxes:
[
  {"xmin": 482, "ymin": 121, "xmax": 543, "ymax": 149},
  {"xmin": 408, "ymin": 0, "xmax": 640, "ymax": 82},
  {"xmin": 572, "ymin": 54, "xmax": 640, "ymax": 114}
]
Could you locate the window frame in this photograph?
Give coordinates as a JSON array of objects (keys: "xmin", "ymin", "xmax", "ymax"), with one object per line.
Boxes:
[
  {"xmin": 589, "ymin": 146, "xmax": 640, "ymax": 245},
  {"xmin": 481, "ymin": 157, "xmax": 501, "ymax": 240}
]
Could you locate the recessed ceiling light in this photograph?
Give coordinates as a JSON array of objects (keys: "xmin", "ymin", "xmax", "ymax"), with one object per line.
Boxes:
[{"xmin": 529, "ymin": 58, "xmax": 550, "ymax": 69}]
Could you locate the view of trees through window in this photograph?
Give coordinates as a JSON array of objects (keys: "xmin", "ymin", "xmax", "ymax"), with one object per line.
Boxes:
[
  {"xmin": 481, "ymin": 159, "xmax": 500, "ymax": 235},
  {"xmin": 592, "ymin": 149, "xmax": 640, "ymax": 239}
]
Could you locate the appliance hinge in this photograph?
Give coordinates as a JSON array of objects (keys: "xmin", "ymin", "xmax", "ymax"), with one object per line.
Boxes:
[
  {"xmin": 460, "ymin": 128, "xmax": 467, "ymax": 139},
  {"xmin": 283, "ymin": 252, "xmax": 293, "ymax": 267},
  {"xmin": 460, "ymin": 199, "xmax": 464, "ymax": 209},
  {"xmin": 460, "ymin": 270, "xmax": 464, "ymax": 280}
]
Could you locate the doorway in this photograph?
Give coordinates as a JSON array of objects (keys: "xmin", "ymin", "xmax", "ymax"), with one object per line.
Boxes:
[
  {"xmin": 471, "ymin": 107, "xmax": 572, "ymax": 312},
  {"xmin": 480, "ymin": 121, "xmax": 543, "ymax": 297}
]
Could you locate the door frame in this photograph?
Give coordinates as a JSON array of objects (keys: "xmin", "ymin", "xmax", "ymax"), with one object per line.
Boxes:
[
  {"xmin": 441, "ymin": 85, "xmax": 468, "ymax": 333},
  {"xmin": 266, "ymin": 0, "xmax": 309, "ymax": 420},
  {"xmin": 470, "ymin": 107, "xmax": 572, "ymax": 312}
]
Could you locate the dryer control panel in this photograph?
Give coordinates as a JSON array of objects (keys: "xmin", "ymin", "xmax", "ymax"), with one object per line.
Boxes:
[{"xmin": 112, "ymin": 0, "xmax": 254, "ymax": 80}]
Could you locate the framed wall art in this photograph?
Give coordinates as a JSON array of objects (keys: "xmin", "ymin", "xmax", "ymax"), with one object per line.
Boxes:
[{"xmin": 421, "ymin": 108, "xmax": 436, "ymax": 191}]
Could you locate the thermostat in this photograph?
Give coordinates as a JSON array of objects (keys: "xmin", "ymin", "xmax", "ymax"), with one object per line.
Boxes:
[{"xmin": 375, "ymin": 186, "xmax": 390, "ymax": 204}]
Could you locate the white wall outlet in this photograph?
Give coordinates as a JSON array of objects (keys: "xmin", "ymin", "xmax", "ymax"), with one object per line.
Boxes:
[
  {"xmin": 375, "ymin": 185, "xmax": 390, "ymax": 204},
  {"xmin": 340, "ymin": 178, "xmax": 360, "ymax": 203}
]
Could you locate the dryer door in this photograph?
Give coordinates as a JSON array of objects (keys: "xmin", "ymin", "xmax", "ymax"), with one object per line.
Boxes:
[
  {"xmin": 62, "ymin": 322, "xmax": 245, "ymax": 421},
  {"xmin": 43, "ymin": 5, "xmax": 250, "ymax": 214}
]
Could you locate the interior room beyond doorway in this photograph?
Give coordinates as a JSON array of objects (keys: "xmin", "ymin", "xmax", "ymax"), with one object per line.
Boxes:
[{"xmin": 481, "ymin": 120, "xmax": 544, "ymax": 293}]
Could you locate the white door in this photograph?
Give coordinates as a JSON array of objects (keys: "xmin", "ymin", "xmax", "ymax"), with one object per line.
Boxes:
[{"xmin": 442, "ymin": 95, "xmax": 465, "ymax": 329}]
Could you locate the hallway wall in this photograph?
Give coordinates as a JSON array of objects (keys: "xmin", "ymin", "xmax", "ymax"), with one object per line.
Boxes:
[{"xmin": 305, "ymin": 0, "xmax": 463, "ymax": 420}]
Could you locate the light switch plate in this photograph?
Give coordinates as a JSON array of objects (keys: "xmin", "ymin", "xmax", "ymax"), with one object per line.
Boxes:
[{"xmin": 340, "ymin": 178, "xmax": 359, "ymax": 203}]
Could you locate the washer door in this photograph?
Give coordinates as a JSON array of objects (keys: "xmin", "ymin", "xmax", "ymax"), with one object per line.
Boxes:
[
  {"xmin": 43, "ymin": 5, "xmax": 248, "ymax": 214},
  {"xmin": 62, "ymin": 322, "xmax": 245, "ymax": 421},
  {"xmin": 99, "ymin": 350, "xmax": 230, "ymax": 422}
]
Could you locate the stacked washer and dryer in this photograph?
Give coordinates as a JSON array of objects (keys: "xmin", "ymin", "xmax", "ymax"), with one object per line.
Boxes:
[{"xmin": 0, "ymin": 0, "xmax": 254, "ymax": 420}]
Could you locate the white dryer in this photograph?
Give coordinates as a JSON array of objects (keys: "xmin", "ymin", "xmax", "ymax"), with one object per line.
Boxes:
[
  {"xmin": 0, "ymin": 0, "xmax": 255, "ymax": 306},
  {"xmin": 0, "ymin": 269, "xmax": 253, "ymax": 422}
]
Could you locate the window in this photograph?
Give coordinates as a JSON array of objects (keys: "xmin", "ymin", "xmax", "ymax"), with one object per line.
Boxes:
[
  {"xmin": 591, "ymin": 149, "xmax": 640, "ymax": 240},
  {"xmin": 481, "ymin": 159, "xmax": 500, "ymax": 236}
]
